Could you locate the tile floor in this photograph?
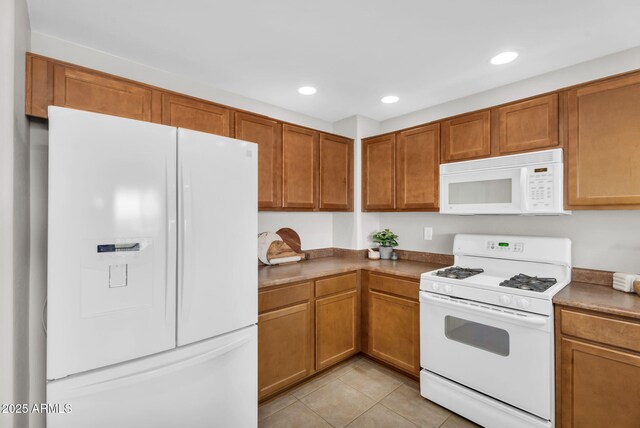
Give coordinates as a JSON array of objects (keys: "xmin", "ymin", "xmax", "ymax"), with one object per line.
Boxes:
[{"xmin": 258, "ymin": 356, "xmax": 480, "ymax": 428}]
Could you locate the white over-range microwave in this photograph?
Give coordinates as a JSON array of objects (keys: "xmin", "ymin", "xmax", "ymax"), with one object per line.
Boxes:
[{"xmin": 439, "ymin": 148, "xmax": 570, "ymax": 215}]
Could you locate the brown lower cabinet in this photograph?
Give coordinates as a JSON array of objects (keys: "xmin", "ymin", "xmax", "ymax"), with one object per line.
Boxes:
[
  {"xmin": 315, "ymin": 273, "xmax": 359, "ymax": 370},
  {"xmin": 257, "ymin": 272, "xmax": 359, "ymax": 400},
  {"xmin": 555, "ymin": 306, "xmax": 640, "ymax": 427},
  {"xmin": 362, "ymin": 271, "xmax": 421, "ymax": 376},
  {"xmin": 258, "ymin": 282, "xmax": 314, "ymax": 399}
]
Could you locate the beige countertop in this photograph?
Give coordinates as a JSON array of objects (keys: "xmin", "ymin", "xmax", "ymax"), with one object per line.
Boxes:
[
  {"xmin": 260, "ymin": 257, "xmax": 640, "ymax": 321},
  {"xmin": 258, "ymin": 256, "xmax": 447, "ymax": 289},
  {"xmin": 553, "ymin": 281, "xmax": 640, "ymax": 320}
]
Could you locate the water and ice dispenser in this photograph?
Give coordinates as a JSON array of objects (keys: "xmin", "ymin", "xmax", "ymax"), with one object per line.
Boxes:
[{"xmin": 80, "ymin": 238, "xmax": 154, "ymax": 317}]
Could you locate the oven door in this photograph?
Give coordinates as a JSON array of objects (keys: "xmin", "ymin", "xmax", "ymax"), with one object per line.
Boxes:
[
  {"xmin": 420, "ymin": 292, "xmax": 552, "ymax": 420},
  {"xmin": 439, "ymin": 167, "xmax": 525, "ymax": 214}
]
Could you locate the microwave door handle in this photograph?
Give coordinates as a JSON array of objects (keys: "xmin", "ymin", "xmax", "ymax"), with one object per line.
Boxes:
[
  {"xmin": 520, "ymin": 167, "xmax": 529, "ymax": 211},
  {"xmin": 420, "ymin": 292, "xmax": 548, "ymax": 327}
]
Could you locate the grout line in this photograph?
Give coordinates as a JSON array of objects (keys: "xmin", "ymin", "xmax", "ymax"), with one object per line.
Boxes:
[
  {"xmin": 258, "ymin": 393, "xmax": 300, "ymax": 423},
  {"xmin": 296, "ymin": 399, "xmax": 334, "ymax": 427},
  {"xmin": 377, "ymin": 382, "xmax": 404, "ymax": 403},
  {"xmin": 438, "ymin": 414, "xmax": 453, "ymax": 428}
]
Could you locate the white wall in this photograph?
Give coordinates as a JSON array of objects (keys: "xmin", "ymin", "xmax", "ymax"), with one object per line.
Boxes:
[
  {"xmin": 378, "ymin": 212, "xmax": 640, "ymax": 273},
  {"xmin": 1, "ymin": 0, "xmax": 31, "ymax": 427},
  {"xmin": 30, "ymin": 32, "xmax": 337, "ymax": 134},
  {"xmin": 258, "ymin": 212, "xmax": 334, "ymax": 250},
  {"xmin": 0, "ymin": 0, "xmax": 17, "ymax": 425}
]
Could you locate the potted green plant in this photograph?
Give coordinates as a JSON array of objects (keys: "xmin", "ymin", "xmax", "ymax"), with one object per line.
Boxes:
[{"xmin": 372, "ymin": 229, "xmax": 399, "ymax": 260}]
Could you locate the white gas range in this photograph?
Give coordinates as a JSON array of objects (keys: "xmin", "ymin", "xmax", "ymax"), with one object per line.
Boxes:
[{"xmin": 419, "ymin": 234, "xmax": 571, "ymax": 428}]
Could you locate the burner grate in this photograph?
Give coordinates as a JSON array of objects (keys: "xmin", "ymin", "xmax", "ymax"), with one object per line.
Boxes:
[
  {"xmin": 499, "ymin": 274, "xmax": 557, "ymax": 292},
  {"xmin": 434, "ymin": 267, "xmax": 484, "ymax": 280}
]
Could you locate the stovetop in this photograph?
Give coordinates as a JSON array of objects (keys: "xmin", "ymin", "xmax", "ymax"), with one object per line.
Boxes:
[
  {"xmin": 419, "ymin": 234, "xmax": 571, "ymax": 315},
  {"xmin": 429, "ymin": 266, "xmax": 561, "ymax": 294},
  {"xmin": 499, "ymin": 274, "xmax": 557, "ymax": 293},
  {"xmin": 433, "ymin": 267, "xmax": 484, "ymax": 280}
]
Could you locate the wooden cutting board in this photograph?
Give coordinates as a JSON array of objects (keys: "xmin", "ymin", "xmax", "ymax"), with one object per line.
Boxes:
[{"xmin": 276, "ymin": 228, "xmax": 302, "ymax": 254}]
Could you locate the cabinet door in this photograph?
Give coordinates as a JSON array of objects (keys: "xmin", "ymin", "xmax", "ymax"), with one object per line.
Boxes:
[
  {"xmin": 560, "ymin": 337, "xmax": 640, "ymax": 428},
  {"xmin": 258, "ymin": 302, "xmax": 313, "ymax": 399},
  {"xmin": 235, "ymin": 112, "xmax": 282, "ymax": 209},
  {"xmin": 567, "ymin": 73, "xmax": 640, "ymax": 207},
  {"xmin": 282, "ymin": 124, "xmax": 319, "ymax": 209},
  {"xmin": 368, "ymin": 291, "xmax": 419, "ymax": 374},
  {"xmin": 53, "ymin": 64, "xmax": 153, "ymax": 121},
  {"xmin": 441, "ymin": 111, "xmax": 491, "ymax": 162},
  {"xmin": 315, "ymin": 290, "xmax": 358, "ymax": 370},
  {"xmin": 397, "ymin": 124, "xmax": 440, "ymax": 210},
  {"xmin": 319, "ymin": 134, "xmax": 353, "ymax": 211},
  {"xmin": 362, "ymin": 134, "xmax": 396, "ymax": 210},
  {"xmin": 26, "ymin": 54, "xmax": 54, "ymax": 118},
  {"xmin": 496, "ymin": 94, "xmax": 559, "ymax": 154},
  {"xmin": 161, "ymin": 93, "xmax": 232, "ymax": 136}
]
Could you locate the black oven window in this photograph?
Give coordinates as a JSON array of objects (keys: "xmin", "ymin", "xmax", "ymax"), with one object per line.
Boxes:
[{"xmin": 444, "ymin": 316, "xmax": 510, "ymax": 356}]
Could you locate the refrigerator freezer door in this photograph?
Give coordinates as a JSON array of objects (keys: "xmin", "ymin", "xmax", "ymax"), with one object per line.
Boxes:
[
  {"xmin": 47, "ymin": 325, "xmax": 257, "ymax": 428},
  {"xmin": 177, "ymin": 129, "xmax": 257, "ymax": 346},
  {"xmin": 47, "ymin": 107, "xmax": 177, "ymax": 380}
]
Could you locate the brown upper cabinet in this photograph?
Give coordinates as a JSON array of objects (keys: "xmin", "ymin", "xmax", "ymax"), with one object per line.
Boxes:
[
  {"xmin": 441, "ymin": 110, "xmax": 491, "ymax": 162},
  {"xmin": 234, "ymin": 112, "xmax": 282, "ymax": 209},
  {"xmin": 494, "ymin": 93, "xmax": 559, "ymax": 154},
  {"xmin": 282, "ymin": 124, "xmax": 319, "ymax": 210},
  {"xmin": 161, "ymin": 93, "xmax": 232, "ymax": 136},
  {"xmin": 319, "ymin": 134, "xmax": 353, "ymax": 211},
  {"xmin": 26, "ymin": 55, "xmax": 155, "ymax": 121},
  {"xmin": 53, "ymin": 65, "xmax": 155, "ymax": 122},
  {"xmin": 362, "ymin": 134, "xmax": 396, "ymax": 211},
  {"xmin": 567, "ymin": 72, "xmax": 640, "ymax": 208},
  {"xmin": 397, "ymin": 124, "xmax": 440, "ymax": 210},
  {"xmin": 25, "ymin": 53, "xmax": 355, "ymax": 212},
  {"xmin": 363, "ymin": 126, "xmax": 440, "ymax": 212}
]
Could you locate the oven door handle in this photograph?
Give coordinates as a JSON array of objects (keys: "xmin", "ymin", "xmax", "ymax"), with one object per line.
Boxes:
[{"xmin": 420, "ymin": 292, "xmax": 549, "ymax": 327}]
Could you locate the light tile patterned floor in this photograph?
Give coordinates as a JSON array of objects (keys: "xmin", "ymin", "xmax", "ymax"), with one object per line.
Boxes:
[{"xmin": 259, "ymin": 356, "xmax": 480, "ymax": 428}]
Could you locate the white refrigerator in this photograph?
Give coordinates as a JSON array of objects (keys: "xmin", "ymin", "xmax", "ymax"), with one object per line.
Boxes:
[{"xmin": 46, "ymin": 107, "xmax": 258, "ymax": 428}]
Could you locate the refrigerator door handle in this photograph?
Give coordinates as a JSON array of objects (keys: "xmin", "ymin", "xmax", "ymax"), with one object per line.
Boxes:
[
  {"xmin": 166, "ymin": 160, "xmax": 177, "ymax": 320},
  {"xmin": 69, "ymin": 330, "xmax": 255, "ymax": 396},
  {"xmin": 178, "ymin": 165, "xmax": 192, "ymax": 320}
]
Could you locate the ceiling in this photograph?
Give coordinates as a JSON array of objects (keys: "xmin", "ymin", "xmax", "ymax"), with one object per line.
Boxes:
[{"xmin": 27, "ymin": 0, "xmax": 640, "ymax": 123}]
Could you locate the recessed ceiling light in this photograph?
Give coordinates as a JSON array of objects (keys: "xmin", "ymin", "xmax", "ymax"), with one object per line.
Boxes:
[
  {"xmin": 490, "ymin": 51, "xmax": 518, "ymax": 65},
  {"xmin": 298, "ymin": 86, "xmax": 317, "ymax": 95},
  {"xmin": 381, "ymin": 95, "xmax": 399, "ymax": 104}
]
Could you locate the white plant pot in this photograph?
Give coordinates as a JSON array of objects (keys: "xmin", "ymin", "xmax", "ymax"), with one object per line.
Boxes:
[{"xmin": 379, "ymin": 246, "xmax": 393, "ymax": 260}]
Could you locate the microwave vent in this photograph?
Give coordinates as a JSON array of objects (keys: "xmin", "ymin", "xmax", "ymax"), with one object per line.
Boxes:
[{"xmin": 441, "ymin": 149, "xmax": 562, "ymax": 174}]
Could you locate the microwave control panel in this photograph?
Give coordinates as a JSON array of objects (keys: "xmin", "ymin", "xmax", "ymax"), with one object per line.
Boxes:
[{"xmin": 526, "ymin": 166, "xmax": 554, "ymax": 209}]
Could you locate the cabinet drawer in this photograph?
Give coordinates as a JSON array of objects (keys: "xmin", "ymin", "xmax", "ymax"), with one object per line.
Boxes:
[
  {"xmin": 259, "ymin": 282, "xmax": 312, "ymax": 313},
  {"xmin": 560, "ymin": 308, "xmax": 640, "ymax": 353},
  {"xmin": 315, "ymin": 272, "xmax": 357, "ymax": 298},
  {"xmin": 368, "ymin": 273, "xmax": 418, "ymax": 301}
]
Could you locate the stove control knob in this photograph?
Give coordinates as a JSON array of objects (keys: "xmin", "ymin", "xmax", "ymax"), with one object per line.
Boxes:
[
  {"xmin": 444, "ymin": 285, "xmax": 453, "ymax": 294},
  {"xmin": 516, "ymin": 298, "xmax": 531, "ymax": 309},
  {"xmin": 432, "ymin": 283, "xmax": 441, "ymax": 292},
  {"xmin": 499, "ymin": 295, "xmax": 512, "ymax": 306}
]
